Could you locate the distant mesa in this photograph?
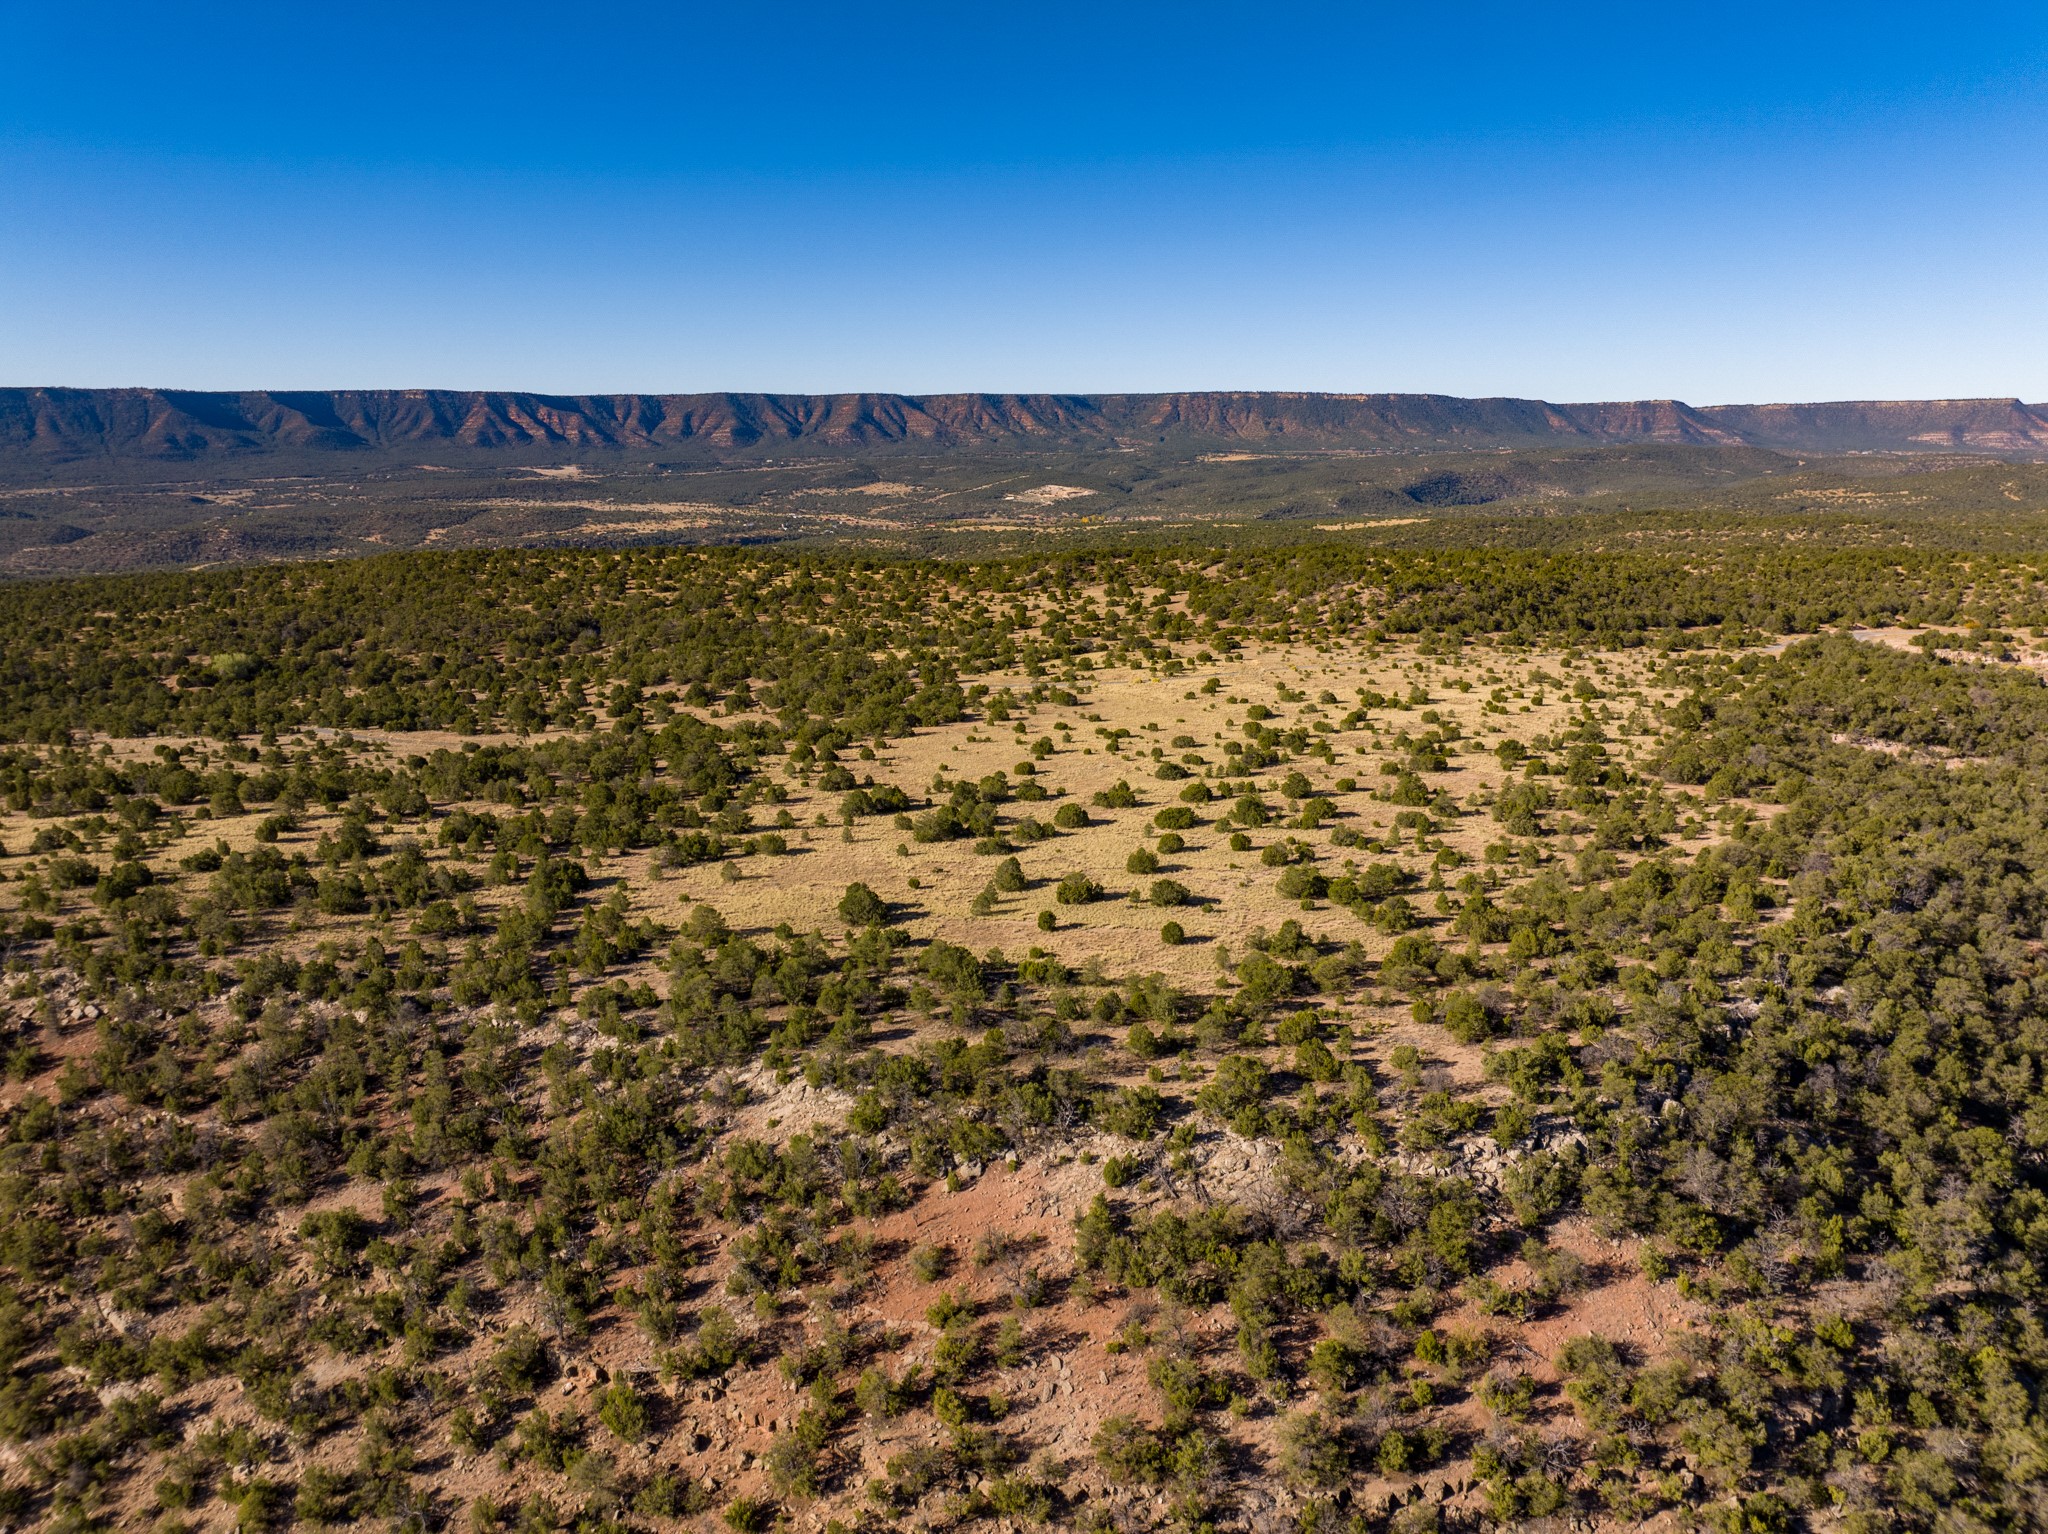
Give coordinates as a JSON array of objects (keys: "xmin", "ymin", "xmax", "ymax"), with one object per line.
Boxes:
[{"xmin": 4, "ymin": 387, "xmax": 2048, "ymax": 466}]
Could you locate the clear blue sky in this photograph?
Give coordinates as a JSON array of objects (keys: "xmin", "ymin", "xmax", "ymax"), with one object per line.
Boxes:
[{"xmin": 3, "ymin": 2, "xmax": 2046, "ymax": 402}]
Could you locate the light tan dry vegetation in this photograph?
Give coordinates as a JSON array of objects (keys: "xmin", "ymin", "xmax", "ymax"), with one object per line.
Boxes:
[
  {"xmin": 0, "ymin": 634, "xmax": 1724, "ymax": 1533},
  {"xmin": 645, "ymin": 643, "xmax": 1666, "ymax": 993}
]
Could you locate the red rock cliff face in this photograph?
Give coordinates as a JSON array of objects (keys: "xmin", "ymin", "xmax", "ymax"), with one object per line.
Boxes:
[{"xmin": 3, "ymin": 387, "xmax": 2045, "ymax": 463}]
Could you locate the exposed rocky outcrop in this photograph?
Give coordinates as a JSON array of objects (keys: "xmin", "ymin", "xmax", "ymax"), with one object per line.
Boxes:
[{"xmin": 6, "ymin": 385, "xmax": 2046, "ymax": 466}]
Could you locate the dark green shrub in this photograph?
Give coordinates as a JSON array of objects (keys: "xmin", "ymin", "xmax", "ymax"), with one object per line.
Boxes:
[
  {"xmin": 1055, "ymin": 873, "xmax": 1102, "ymax": 905},
  {"xmin": 837, "ymin": 882, "xmax": 886, "ymax": 926}
]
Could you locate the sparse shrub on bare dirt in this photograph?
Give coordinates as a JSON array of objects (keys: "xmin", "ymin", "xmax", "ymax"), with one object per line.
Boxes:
[{"xmin": 0, "ymin": 547, "xmax": 2036, "ymax": 1533}]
